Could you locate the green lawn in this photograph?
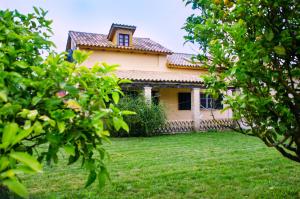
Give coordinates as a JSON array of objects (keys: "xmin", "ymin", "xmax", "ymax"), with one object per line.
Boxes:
[{"xmin": 23, "ymin": 132, "xmax": 300, "ymax": 199}]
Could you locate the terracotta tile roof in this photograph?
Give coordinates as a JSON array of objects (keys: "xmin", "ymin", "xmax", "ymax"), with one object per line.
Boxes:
[
  {"xmin": 167, "ymin": 53, "xmax": 203, "ymax": 68},
  {"xmin": 115, "ymin": 70, "xmax": 202, "ymax": 83},
  {"xmin": 69, "ymin": 31, "xmax": 172, "ymax": 54}
]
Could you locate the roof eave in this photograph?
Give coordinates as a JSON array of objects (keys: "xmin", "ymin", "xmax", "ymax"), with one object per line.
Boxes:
[
  {"xmin": 77, "ymin": 44, "xmax": 173, "ymax": 55},
  {"xmin": 167, "ymin": 63, "xmax": 206, "ymax": 70}
]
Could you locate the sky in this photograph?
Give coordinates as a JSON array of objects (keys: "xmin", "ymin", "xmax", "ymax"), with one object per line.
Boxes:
[{"xmin": 1, "ymin": 0, "xmax": 199, "ymax": 54}]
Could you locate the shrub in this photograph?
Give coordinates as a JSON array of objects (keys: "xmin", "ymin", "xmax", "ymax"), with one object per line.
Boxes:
[{"xmin": 112, "ymin": 95, "xmax": 167, "ymax": 137}]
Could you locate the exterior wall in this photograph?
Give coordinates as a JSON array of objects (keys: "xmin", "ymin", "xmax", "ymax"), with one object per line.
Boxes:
[
  {"xmin": 83, "ymin": 50, "xmax": 160, "ymax": 71},
  {"xmin": 82, "ymin": 49, "xmax": 205, "ymax": 75},
  {"xmin": 160, "ymin": 88, "xmax": 193, "ymax": 121},
  {"xmin": 159, "ymin": 88, "xmax": 230, "ymax": 121}
]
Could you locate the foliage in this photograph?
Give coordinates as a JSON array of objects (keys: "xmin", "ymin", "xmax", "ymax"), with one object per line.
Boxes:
[
  {"xmin": 113, "ymin": 95, "xmax": 166, "ymax": 137},
  {"xmin": 184, "ymin": 0, "xmax": 300, "ymax": 162},
  {"xmin": 0, "ymin": 8, "xmax": 130, "ymax": 198}
]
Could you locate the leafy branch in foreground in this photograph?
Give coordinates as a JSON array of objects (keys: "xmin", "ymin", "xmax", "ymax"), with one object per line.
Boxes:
[
  {"xmin": 184, "ymin": 0, "xmax": 300, "ymax": 162},
  {"xmin": 0, "ymin": 8, "xmax": 131, "ymax": 198}
]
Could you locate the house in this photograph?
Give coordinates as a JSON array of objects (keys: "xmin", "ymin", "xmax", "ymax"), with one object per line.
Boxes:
[{"xmin": 66, "ymin": 23, "xmax": 234, "ymax": 132}]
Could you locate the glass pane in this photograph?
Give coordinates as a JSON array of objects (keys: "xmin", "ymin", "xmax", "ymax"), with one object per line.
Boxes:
[
  {"xmin": 207, "ymin": 98, "xmax": 213, "ymax": 109},
  {"xmin": 214, "ymin": 95, "xmax": 223, "ymax": 109},
  {"xmin": 200, "ymin": 93, "xmax": 205, "ymax": 99},
  {"xmin": 200, "ymin": 99, "xmax": 206, "ymax": 108},
  {"xmin": 119, "ymin": 34, "xmax": 124, "ymax": 46},
  {"xmin": 178, "ymin": 93, "xmax": 191, "ymax": 110}
]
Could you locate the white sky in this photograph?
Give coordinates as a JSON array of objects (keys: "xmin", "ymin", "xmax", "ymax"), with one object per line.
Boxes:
[{"xmin": 1, "ymin": 0, "xmax": 199, "ymax": 54}]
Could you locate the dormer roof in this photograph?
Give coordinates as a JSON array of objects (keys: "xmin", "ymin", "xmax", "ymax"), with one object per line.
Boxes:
[{"xmin": 107, "ymin": 23, "xmax": 136, "ymax": 41}]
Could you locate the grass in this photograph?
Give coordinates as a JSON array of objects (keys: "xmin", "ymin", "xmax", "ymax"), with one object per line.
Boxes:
[{"xmin": 23, "ymin": 132, "xmax": 300, "ymax": 199}]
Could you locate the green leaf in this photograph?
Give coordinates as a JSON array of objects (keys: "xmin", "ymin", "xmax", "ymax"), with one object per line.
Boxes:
[
  {"xmin": 10, "ymin": 152, "xmax": 42, "ymax": 172},
  {"xmin": 98, "ymin": 167, "xmax": 108, "ymax": 189},
  {"xmin": 121, "ymin": 110, "xmax": 136, "ymax": 115},
  {"xmin": 13, "ymin": 61, "xmax": 29, "ymax": 69},
  {"xmin": 57, "ymin": 121, "xmax": 65, "ymax": 133},
  {"xmin": 0, "ymin": 156, "xmax": 10, "ymax": 171},
  {"xmin": 33, "ymin": 6, "xmax": 40, "ymax": 15},
  {"xmin": 274, "ymin": 45, "xmax": 286, "ymax": 55},
  {"xmin": 72, "ymin": 50, "xmax": 90, "ymax": 64},
  {"xmin": 33, "ymin": 121, "xmax": 43, "ymax": 135},
  {"xmin": 23, "ymin": 120, "xmax": 31, "ymax": 130},
  {"xmin": 265, "ymin": 30, "xmax": 274, "ymax": 41},
  {"xmin": 113, "ymin": 117, "xmax": 122, "ymax": 131},
  {"xmin": 2, "ymin": 123, "xmax": 18, "ymax": 148},
  {"xmin": 0, "ymin": 90, "xmax": 7, "ymax": 102},
  {"xmin": 65, "ymin": 99, "xmax": 81, "ymax": 111},
  {"xmin": 118, "ymin": 79, "xmax": 132, "ymax": 84},
  {"xmin": 32, "ymin": 96, "xmax": 42, "ymax": 106},
  {"xmin": 96, "ymin": 130, "xmax": 110, "ymax": 138},
  {"xmin": 112, "ymin": 92, "xmax": 119, "ymax": 104},
  {"xmin": 0, "ymin": 169, "xmax": 15, "ymax": 178},
  {"xmin": 85, "ymin": 170, "xmax": 97, "ymax": 188},
  {"xmin": 121, "ymin": 120, "xmax": 129, "ymax": 132},
  {"xmin": 13, "ymin": 165, "xmax": 38, "ymax": 175},
  {"xmin": 39, "ymin": 115, "xmax": 56, "ymax": 127},
  {"xmin": 17, "ymin": 109, "xmax": 30, "ymax": 119},
  {"xmin": 2, "ymin": 179, "xmax": 28, "ymax": 198},
  {"xmin": 27, "ymin": 110, "xmax": 38, "ymax": 121},
  {"xmin": 64, "ymin": 144, "xmax": 75, "ymax": 156},
  {"xmin": 13, "ymin": 128, "xmax": 33, "ymax": 146},
  {"xmin": 101, "ymin": 130, "xmax": 110, "ymax": 136}
]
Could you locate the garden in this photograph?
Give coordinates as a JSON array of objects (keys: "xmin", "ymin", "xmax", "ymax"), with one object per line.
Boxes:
[
  {"xmin": 1, "ymin": 0, "xmax": 299, "ymax": 198},
  {"xmin": 23, "ymin": 132, "xmax": 300, "ymax": 198}
]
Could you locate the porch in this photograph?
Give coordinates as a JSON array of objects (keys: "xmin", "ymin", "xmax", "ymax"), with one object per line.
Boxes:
[{"xmin": 116, "ymin": 70, "xmax": 234, "ymax": 132}]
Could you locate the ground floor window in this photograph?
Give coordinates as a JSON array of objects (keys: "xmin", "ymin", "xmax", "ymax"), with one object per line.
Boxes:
[
  {"xmin": 200, "ymin": 93, "xmax": 223, "ymax": 109},
  {"xmin": 178, "ymin": 92, "xmax": 223, "ymax": 110},
  {"xmin": 152, "ymin": 90, "xmax": 160, "ymax": 105},
  {"xmin": 178, "ymin": 92, "xmax": 191, "ymax": 110}
]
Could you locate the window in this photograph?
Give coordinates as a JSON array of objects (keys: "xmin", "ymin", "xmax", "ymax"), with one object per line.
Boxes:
[
  {"xmin": 178, "ymin": 92, "xmax": 191, "ymax": 110},
  {"xmin": 200, "ymin": 93, "xmax": 223, "ymax": 109},
  {"xmin": 200, "ymin": 93, "xmax": 212, "ymax": 109},
  {"xmin": 214, "ymin": 95, "xmax": 223, "ymax": 109},
  {"xmin": 118, "ymin": 34, "xmax": 129, "ymax": 46},
  {"xmin": 152, "ymin": 91, "xmax": 160, "ymax": 105},
  {"xmin": 66, "ymin": 49, "xmax": 74, "ymax": 62}
]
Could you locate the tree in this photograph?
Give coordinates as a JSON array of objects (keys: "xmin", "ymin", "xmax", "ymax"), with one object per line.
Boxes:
[
  {"xmin": 0, "ymin": 8, "xmax": 131, "ymax": 198},
  {"xmin": 184, "ymin": 0, "xmax": 300, "ymax": 162}
]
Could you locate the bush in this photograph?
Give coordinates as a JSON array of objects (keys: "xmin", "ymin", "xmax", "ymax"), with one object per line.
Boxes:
[{"xmin": 112, "ymin": 95, "xmax": 167, "ymax": 137}]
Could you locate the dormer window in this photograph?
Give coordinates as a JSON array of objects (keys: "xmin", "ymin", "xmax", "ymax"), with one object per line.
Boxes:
[
  {"xmin": 107, "ymin": 23, "xmax": 136, "ymax": 46},
  {"xmin": 119, "ymin": 34, "xmax": 129, "ymax": 46}
]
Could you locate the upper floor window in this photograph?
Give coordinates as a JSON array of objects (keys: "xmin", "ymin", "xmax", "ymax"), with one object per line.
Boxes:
[{"xmin": 118, "ymin": 34, "xmax": 129, "ymax": 46}]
